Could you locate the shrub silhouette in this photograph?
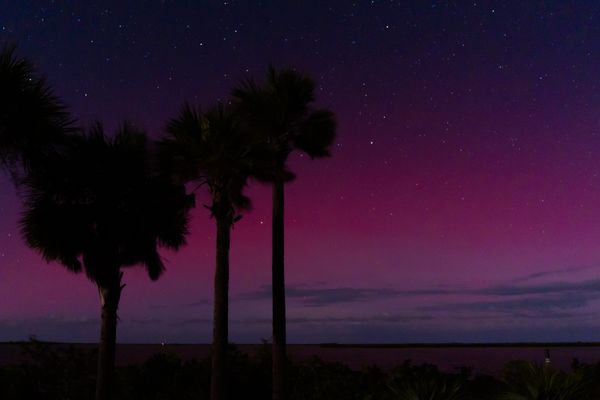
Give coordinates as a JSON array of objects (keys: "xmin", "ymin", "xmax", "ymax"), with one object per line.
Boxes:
[
  {"xmin": 500, "ymin": 360, "xmax": 592, "ymax": 400},
  {"xmin": 384, "ymin": 362, "xmax": 469, "ymax": 400},
  {"xmin": 5, "ymin": 343, "xmax": 600, "ymax": 400}
]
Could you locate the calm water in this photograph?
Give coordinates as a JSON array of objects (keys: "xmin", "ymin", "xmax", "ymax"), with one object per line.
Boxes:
[{"xmin": 2, "ymin": 343, "xmax": 600, "ymax": 375}]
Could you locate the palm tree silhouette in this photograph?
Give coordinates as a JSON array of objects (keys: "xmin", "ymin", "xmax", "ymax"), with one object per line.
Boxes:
[
  {"xmin": 233, "ymin": 67, "xmax": 337, "ymax": 400},
  {"xmin": 0, "ymin": 44, "xmax": 74, "ymax": 183},
  {"xmin": 159, "ymin": 102, "xmax": 271, "ymax": 400},
  {"xmin": 20, "ymin": 123, "xmax": 193, "ymax": 400}
]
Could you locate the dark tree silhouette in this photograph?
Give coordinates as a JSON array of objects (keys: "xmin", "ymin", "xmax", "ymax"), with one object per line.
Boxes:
[
  {"xmin": 0, "ymin": 44, "xmax": 74, "ymax": 183},
  {"xmin": 159, "ymin": 102, "xmax": 271, "ymax": 400},
  {"xmin": 20, "ymin": 123, "xmax": 193, "ymax": 400},
  {"xmin": 233, "ymin": 67, "xmax": 337, "ymax": 400}
]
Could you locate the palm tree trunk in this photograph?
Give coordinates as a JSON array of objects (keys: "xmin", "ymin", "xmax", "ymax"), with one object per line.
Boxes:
[
  {"xmin": 211, "ymin": 214, "xmax": 231, "ymax": 400},
  {"xmin": 272, "ymin": 175, "xmax": 287, "ymax": 400},
  {"xmin": 96, "ymin": 272, "xmax": 123, "ymax": 400}
]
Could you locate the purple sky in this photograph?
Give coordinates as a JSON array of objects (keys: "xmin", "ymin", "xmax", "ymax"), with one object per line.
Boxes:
[{"xmin": 1, "ymin": 1, "xmax": 600, "ymax": 343}]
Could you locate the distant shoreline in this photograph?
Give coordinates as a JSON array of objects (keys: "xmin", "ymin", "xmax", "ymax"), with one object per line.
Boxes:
[
  {"xmin": 318, "ymin": 342, "xmax": 600, "ymax": 348},
  {"xmin": 3, "ymin": 341, "xmax": 600, "ymax": 348}
]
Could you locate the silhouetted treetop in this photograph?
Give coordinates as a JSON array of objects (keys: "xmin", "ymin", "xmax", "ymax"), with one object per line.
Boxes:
[
  {"xmin": 20, "ymin": 122, "xmax": 193, "ymax": 287},
  {"xmin": 232, "ymin": 67, "xmax": 336, "ymax": 164},
  {"xmin": 159, "ymin": 102, "xmax": 275, "ymax": 213},
  {"xmin": 0, "ymin": 44, "xmax": 75, "ymax": 182}
]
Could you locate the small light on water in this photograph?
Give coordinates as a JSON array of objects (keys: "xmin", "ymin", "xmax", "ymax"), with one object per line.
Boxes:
[{"xmin": 544, "ymin": 348, "xmax": 551, "ymax": 365}]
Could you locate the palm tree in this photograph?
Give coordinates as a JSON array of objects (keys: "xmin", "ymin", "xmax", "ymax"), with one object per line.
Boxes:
[
  {"xmin": 500, "ymin": 361, "xmax": 592, "ymax": 400},
  {"xmin": 0, "ymin": 44, "xmax": 74, "ymax": 183},
  {"xmin": 159, "ymin": 102, "xmax": 271, "ymax": 400},
  {"xmin": 386, "ymin": 363, "xmax": 468, "ymax": 400},
  {"xmin": 232, "ymin": 67, "xmax": 337, "ymax": 400},
  {"xmin": 20, "ymin": 123, "xmax": 193, "ymax": 400}
]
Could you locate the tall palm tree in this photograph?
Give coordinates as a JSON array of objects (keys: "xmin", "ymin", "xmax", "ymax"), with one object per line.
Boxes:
[
  {"xmin": 159, "ymin": 102, "xmax": 271, "ymax": 400},
  {"xmin": 233, "ymin": 67, "xmax": 337, "ymax": 400},
  {"xmin": 0, "ymin": 44, "xmax": 74, "ymax": 183},
  {"xmin": 20, "ymin": 123, "xmax": 193, "ymax": 400}
]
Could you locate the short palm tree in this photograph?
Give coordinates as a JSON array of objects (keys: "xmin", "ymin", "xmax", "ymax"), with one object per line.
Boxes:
[
  {"xmin": 500, "ymin": 361, "xmax": 591, "ymax": 400},
  {"xmin": 159, "ymin": 102, "xmax": 271, "ymax": 400},
  {"xmin": 232, "ymin": 67, "xmax": 337, "ymax": 400},
  {"xmin": 387, "ymin": 373, "xmax": 467, "ymax": 400},
  {"xmin": 383, "ymin": 362, "xmax": 472, "ymax": 400},
  {"xmin": 0, "ymin": 44, "xmax": 74, "ymax": 182},
  {"xmin": 20, "ymin": 123, "xmax": 193, "ymax": 400}
]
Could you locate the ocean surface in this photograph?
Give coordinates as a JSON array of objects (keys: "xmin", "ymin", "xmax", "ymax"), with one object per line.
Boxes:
[{"xmin": 2, "ymin": 343, "xmax": 600, "ymax": 376}]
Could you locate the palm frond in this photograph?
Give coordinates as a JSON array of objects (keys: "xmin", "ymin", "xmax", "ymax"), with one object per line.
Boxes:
[
  {"xmin": 231, "ymin": 66, "xmax": 337, "ymax": 177},
  {"xmin": 160, "ymin": 100, "xmax": 271, "ymax": 221},
  {"xmin": 500, "ymin": 361, "xmax": 592, "ymax": 400},
  {"xmin": 20, "ymin": 120, "xmax": 193, "ymax": 285},
  {"xmin": 293, "ymin": 109, "xmax": 336, "ymax": 158},
  {"xmin": 0, "ymin": 44, "xmax": 76, "ymax": 182},
  {"xmin": 267, "ymin": 66, "xmax": 315, "ymax": 119}
]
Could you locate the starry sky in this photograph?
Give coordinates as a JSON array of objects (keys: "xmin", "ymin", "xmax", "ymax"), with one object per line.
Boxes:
[{"xmin": 1, "ymin": 0, "xmax": 600, "ymax": 343}]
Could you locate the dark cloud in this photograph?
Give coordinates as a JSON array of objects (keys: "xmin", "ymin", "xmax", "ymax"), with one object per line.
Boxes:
[
  {"xmin": 241, "ymin": 285, "xmax": 406, "ymax": 306},
  {"xmin": 239, "ymin": 273, "xmax": 600, "ymax": 323},
  {"xmin": 238, "ymin": 314, "xmax": 433, "ymax": 326},
  {"xmin": 128, "ymin": 317, "xmax": 163, "ymax": 325},
  {"xmin": 0, "ymin": 316, "xmax": 99, "ymax": 342},
  {"xmin": 180, "ymin": 318, "xmax": 212, "ymax": 325},
  {"xmin": 509, "ymin": 265, "xmax": 598, "ymax": 283},
  {"xmin": 5, "ymin": 315, "xmax": 99, "ymax": 327},
  {"xmin": 480, "ymin": 279, "xmax": 600, "ymax": 297},
  {"xmin": 240, "ymin": 279, "xmax": 600, "ymax": 307},
  {"xmin": 420, "ymin": 278, "xmax": 600, "ymax": 320},
  {"xmin": 422, "ymin": 293, "xmax": 594, "ymax": 315},
  {"xmin": 181, "ymin": 300, "xmax": 212, "ymax": 307}
]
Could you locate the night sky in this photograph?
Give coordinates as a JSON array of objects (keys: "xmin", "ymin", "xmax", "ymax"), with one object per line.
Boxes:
[{"xmin": 1, "ymin": 1, "xmax": 600, "ymax": 343}]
